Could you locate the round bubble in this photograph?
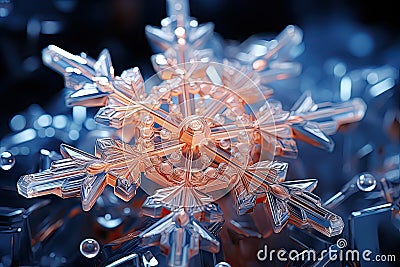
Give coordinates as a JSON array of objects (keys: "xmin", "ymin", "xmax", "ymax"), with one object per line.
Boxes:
[
  {"xmin": 1, "ymin": 151, "xmax": 15, "ymax": 171},
  {"xmin": 356, "ymin": 173, "xmax": 377, "ymax": 192},
  {"xmin": 79, "ymin": 238, "xmax": 100, "ymax": 258}
]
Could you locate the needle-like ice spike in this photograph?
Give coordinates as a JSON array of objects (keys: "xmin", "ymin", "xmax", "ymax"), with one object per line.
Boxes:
[
  {"xmin": 139, "ymin": 209, "xmax": 219, "ymax": 267},
  {"xmin": 18, "ymin": 138, "xmax": 147, "ymax": 211}
]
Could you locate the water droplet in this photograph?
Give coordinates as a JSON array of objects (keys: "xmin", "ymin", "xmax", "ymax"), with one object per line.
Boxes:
[
  {"xmin": 356, "ymin": 173, "xmax": 377, "ymax": 192},
  {"xmin": 80, "ymin": 238, "xmax": 100, "ymax": 258},
  {"xmin": 1, "ymin": 151, "xmax": 15, "ymax": 170}
]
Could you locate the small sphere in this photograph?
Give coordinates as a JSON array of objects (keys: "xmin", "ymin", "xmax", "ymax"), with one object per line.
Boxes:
[
  {"xmin": 80, "ymin": 238, "xmax": 100, "ymax": 258},
  {"xmin": 1, "ymin": 151, "xmax": 15, "ymax": 171},
  {"xmin": 356, "ymin": 173, "xmax": 377, "ymax": 192}
]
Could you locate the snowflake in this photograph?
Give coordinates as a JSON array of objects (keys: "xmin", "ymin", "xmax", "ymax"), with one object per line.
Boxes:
[{"xmin": 17, "ymin": 0, "xmax": 366, "ymax": 265}]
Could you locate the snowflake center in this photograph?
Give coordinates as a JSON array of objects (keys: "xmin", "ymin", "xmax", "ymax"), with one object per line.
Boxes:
[{"xmin": 178, "ymin": 115, "xmax": 211, "ymax": 149}]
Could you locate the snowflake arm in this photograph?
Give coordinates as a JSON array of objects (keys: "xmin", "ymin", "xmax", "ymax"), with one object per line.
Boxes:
[
  {"xmin": 201, "ymin": 144, "xmax": 344, "ymax": 237},
  {"xmin": 17, "ymin": 138, "xmax": 182, "ymax": 211},
  {"xmin": 209, "ymin": 90, "xmax": 367, "ymax": 158}
]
